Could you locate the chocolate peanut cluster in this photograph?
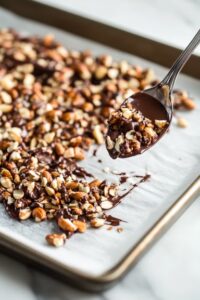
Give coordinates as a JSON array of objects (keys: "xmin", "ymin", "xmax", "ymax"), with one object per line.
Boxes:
[
  {"xmin": 172, "ymin": 90, "xmax": 196, "ymax": 111},
  {"xmin": 106, "ymin": 97, "xmax": 169, "ymax": 158},
  {"xmin": 0, "ymin": 29, "xmax": 196, "ymax": 246}
]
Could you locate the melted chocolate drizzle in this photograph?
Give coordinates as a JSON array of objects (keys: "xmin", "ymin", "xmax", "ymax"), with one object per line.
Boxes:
[
  {"xmin": 103, "ymin": 174, "xmax": 151, "ymax": 227},
  {"xmin": 105, "ymin": 214, "xmax": 125, "ymax": 226},
  {"xmin": 74, "ymin": 166, "xmax": 94, "ymax": 178},
  {"xmin": 111, "ymin": 174, "xmax": 151, "ymax": 207},
  {"xmin": 120, "ymin": 176, "xmax": 128, "ymax": 184},
  {"xmin": 92, "ymin": 148, "xmax": 98, "ymax": 157}
]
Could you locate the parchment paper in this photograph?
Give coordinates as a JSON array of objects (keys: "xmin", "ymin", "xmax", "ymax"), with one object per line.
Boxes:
[{"xmin": 0, "ymin": 7, "xmax": 199, "ymax": 276}]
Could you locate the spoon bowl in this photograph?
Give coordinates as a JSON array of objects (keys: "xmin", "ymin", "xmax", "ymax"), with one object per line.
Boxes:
[{"xmin": 106, "ymin": 90, "xmax": 170, "ymax": 159}]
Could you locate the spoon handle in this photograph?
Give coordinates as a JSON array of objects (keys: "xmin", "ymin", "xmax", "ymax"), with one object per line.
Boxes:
[{"xmin": 160, "ymin": 29, "xmax": 200, "ymax": 91}]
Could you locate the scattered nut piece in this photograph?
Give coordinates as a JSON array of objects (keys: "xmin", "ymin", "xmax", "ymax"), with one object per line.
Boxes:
[
  {"xmin": 177, "ymin": 117, "xmax": 188, "ymax": 128},
  {"xmin": 90, "ymin": 218, "xmax": 105, "ymax": 228},
  {"xmin": 32, "ymin": 207, "xmax": 47, "ymax": 222},
  {"xmin": 46, "ymin": 233, "xmax": 66, "ymax": 247},
  {"xmin": 107, "ymin": 226, "xmax": 113, "ymax": 231},
  {"xmin": 106, "ymin": 136, "xmax": 114, "ymax": 150},
  {"xmin": 100, "ymin": 201, "xmax": 113, "ymax": 210},
  {"xmin": 13, "ymin": 190, "xmax": 24, "ymax": 200},
  {"xmin": 73, "ymin": 220, "xmax": 87, "ymax": 233},
  {"xmin": 44, "ymin": 132, "xmax": 55, "ymax": 144},
  {"xmin": 45, "ymin": 186, "xmax": 55, "ymax": 196},
  {"xmin": 93, "ymin": 125, "xmax": 104, "ymax": 144},
  {"xmin": 95, "ymin": 66, "xmax": 107, "ymax": 79},
  {"xmin": 0, "ymin": 91, "xmax": 12, "ymax": 104},
  {"xmin": 10, "ymin": 151, "xmax": 21, "ymax": 161},
  {"xmin": 0, "ymin": 104, "xmax": 12, "ymax": 113},
  {"xmin": 0, "ymin": 75, "xmax": 16, "ymax": 90},
  {"xmin": 0, "ymin": 177, "xmax": 12, "ymax": 189},
  {"xmin": 117, "ymin": 227, "xmax": 123, "ymax": 233},
  {"xmin": 58, "ymin": 217, "xmax": 77, "ymax": 232},
  {"xmin": 55, "ymin": 143, "xmax": 65, "ymax": 156},
  {"xmin": 19, "ymin": 208, "xmax": 32, "ymax": 220}
]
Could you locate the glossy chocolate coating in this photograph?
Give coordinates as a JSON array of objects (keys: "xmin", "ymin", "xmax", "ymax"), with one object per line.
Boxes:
[
  {"xmin": 130, "ymin": 92, "xmax": 168, "ymax": 121},
  {"xmin": 106, "ymin": 92, "xmax": 169, "ymax": 159}
]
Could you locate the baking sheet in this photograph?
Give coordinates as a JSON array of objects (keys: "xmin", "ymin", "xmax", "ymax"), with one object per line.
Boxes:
[{"xmin": 0, "ymin": 7, "xmax": 199, "ymax": 277}]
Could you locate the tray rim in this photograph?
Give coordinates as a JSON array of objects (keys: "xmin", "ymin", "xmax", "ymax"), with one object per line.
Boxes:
[
  {"xmin": 1, "ymin": 0, "xmax": 200, "ymax": 79},
  {"xmin": 0, "ymin": 176, "xmax": 200, "ymax": 291},
  {"xmin": 0, "ymin": 0, "xmax": 200, "ymax": 291}
]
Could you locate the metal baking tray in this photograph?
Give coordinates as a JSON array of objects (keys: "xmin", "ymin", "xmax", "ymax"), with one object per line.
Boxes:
[{"xmin": 0, "ymin": 0, "xmax": 200, "ymax": 292}]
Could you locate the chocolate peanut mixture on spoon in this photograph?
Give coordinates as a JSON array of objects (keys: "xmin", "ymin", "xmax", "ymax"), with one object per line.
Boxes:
[{"xmin": 106, "ymin": 92, "xmax": 169, "ymax": 159}]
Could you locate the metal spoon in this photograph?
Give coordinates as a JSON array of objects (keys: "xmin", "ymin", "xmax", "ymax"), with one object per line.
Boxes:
[
  {"xmin": 106, "ymin": 29, "xmax": 200, "ymax": 159},
  {"xmin": 143, "ymin": 28, "xmax": 200, "ymax": 123}
]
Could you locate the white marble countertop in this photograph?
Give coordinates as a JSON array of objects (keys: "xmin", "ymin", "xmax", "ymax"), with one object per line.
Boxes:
[{"xmin": 0, "ymin": 1, "xmax": 200, "ymax": 299}]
